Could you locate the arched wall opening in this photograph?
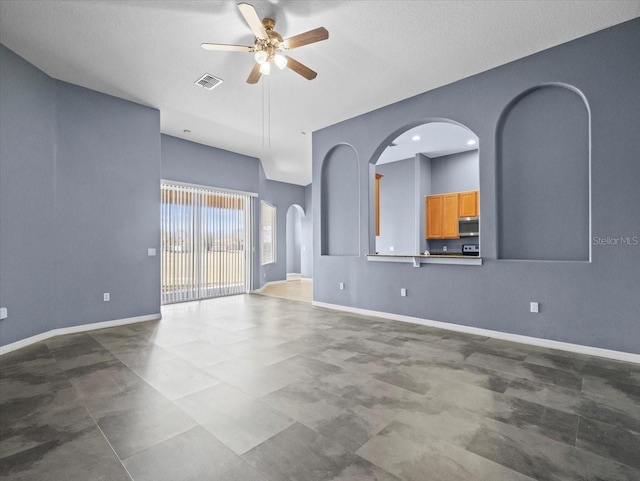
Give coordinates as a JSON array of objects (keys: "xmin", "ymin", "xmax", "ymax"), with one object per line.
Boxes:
[
  {"xmin": 369, "ymin": 120, "xmax": 480, "ymax": 256},
  {"xmin": 286, "ymin": 204, "xmax": 305, "ymax": 278}
]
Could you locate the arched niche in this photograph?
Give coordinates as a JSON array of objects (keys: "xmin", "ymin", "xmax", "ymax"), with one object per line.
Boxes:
[
  {"xmin": 286, "ymin": 204, "xmax": 305, "ymax": 276},
  {"xmin": 320, "ymin": 143, "xmax": 360, "ymax": 256},
  {"xmin": 497, "ymin": 84, "xmax": 590, "ymax": 261},
  {"xmin": 370, "ymin": 120, "xmax": 480, "ymax": 256}
]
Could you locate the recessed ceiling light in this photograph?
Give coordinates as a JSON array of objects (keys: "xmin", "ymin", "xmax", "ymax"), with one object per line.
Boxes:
[
  {"xmin": 184, "ymin": 129, "xmax": 191, "ymax": 134},
  {"xmin": 467, "ymin": 139, "xmax": 477, "ymax": 145},
  {"xmin": 412, "ymin": 135, "xmax": 420, "ymax": 141}
]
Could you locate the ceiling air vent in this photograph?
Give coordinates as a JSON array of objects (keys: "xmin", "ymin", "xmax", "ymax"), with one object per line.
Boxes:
[{"xmin": 195, "ymin": 73, "xmax": 223, "ymax": 90}]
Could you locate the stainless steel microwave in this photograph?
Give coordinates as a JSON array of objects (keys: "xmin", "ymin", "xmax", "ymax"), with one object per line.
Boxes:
[{"xmin": 459, "ymin": 217, "xmax": 479, "ymax": 237}]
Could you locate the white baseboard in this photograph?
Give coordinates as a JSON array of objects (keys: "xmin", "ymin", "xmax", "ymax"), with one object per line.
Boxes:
[
  {"xmin": 0, "ymin": 313, "xmax": 161, "ymax": 356},
  {"xmin": 286, "ymin": 273, "xmax": 302, "ymax": 281},
  {"xmin": 252, "ymin": 280, "xmax": 288, "ymax": 293},
  {"xmin": 312, "ymin": 301, "xmax": 640, "ymax": 364}
]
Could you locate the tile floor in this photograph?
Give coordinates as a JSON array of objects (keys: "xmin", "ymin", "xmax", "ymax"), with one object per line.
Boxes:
[
  {"xmin": 1, "ymin": 294, "xmax": 639, "ymax": 481},
  {"xmin": 259, "ymin": 279, "xmax": 313, "ymax": 303}
]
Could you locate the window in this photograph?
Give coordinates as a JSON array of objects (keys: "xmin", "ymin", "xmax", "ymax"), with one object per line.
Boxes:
[
  {"xmin": 261, "ymin": 201, "xmax": 276, "ymax": 264},
  {"xmin": 161, "ymin": 182, "xmax": 254, "ymax": 303}
]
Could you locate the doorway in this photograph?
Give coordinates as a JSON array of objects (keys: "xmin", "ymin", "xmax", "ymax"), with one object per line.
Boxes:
[
  {"xmin": 161, "ymin": 182, "xmax": 253, "ymax": 304},
  {"xmin": 285, "ymin": 204, "xmax": 304, "ymax": 281}
]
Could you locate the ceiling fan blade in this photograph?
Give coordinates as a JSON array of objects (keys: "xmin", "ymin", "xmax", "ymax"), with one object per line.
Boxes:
[
  {"xmin": 201, "ymin": 43, "xmax": 253, "ymax": 52},
  {"xmin": 246, "ymin": 62, "xmax": 262, "ymax": 84},
  {"xmin": 284, "ymin": 27, "xmax": 329, "ymax": 50},
  {"xmin": 238, "ymin": 3, "xmax": 267, "ymax": 40},
  {"xmin": 285, "ymin": 56, "xmax": 317, "ymax": 80}
]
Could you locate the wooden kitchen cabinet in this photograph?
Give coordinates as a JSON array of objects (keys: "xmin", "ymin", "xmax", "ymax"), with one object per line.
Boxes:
[
  {"xmin": 443, "ymin": 194, "xmax": 459, "ymax": 238},
  {"xmin": 426, "ymin": 193, "xmax": 459, "ymax": 239},
  {"xmin": 426, "ymin": 195, "xmax": 443, "ymax": 239},
  {"xmin": 459, "ymin": 190, "xmax": 479, "ymax": 218},
  {"xmin": 426, "ymin": 190, "xmax": 478, "ymax": 239}
]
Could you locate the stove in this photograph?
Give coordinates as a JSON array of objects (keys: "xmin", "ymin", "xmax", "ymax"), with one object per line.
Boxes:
[{"xmin": 462, "ymin": 244, "xmax": 480, "ymax": 256}]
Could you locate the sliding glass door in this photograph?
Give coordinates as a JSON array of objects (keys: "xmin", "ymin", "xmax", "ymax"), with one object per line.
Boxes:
[{"xmin": 161, "ymin": 182, "xmax": 253, "ymax": 304}]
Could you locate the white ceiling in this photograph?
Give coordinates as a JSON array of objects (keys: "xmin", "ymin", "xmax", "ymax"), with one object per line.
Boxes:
[
  {"xmin": 1, "ymin": 1, "xmax": 638, "ymax": 185},
  {"xmin": 377, "ymin": 122, "xmax": 478, "ymax": 165}
]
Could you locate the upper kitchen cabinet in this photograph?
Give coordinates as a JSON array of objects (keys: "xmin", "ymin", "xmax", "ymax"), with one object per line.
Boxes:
[
  {"xmin": 426, "ymin": 190, "xmax": 479, "ymax": 239},
  {"xmin": 426, "ymin": 195, "xmax": 443, "ymax": 239},
  {"xmin": 426, "ymin": 192, "xmax": 463, "ymax": 239},
  {"xmin": 459, "ymin": 190, "xmax": 479, "ymax": 217},
  {"xmin": 443, "ymin": 193, "xmax": 460, "ymax": 238}
]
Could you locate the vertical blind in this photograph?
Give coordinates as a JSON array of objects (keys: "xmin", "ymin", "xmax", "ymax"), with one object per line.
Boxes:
[{"xmin": 161, "ymin": 182, "xmax": 253, "ymax": 304}]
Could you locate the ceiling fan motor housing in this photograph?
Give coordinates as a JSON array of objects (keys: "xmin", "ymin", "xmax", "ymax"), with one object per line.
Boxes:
[{"xmin": 255, "ymin": 18, "xmax": 284, "ymax": 59}]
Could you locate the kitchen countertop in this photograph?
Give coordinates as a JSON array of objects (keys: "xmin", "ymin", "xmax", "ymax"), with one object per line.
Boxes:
[{"xmin": 367, "ymin": 253, "xmax": 482, "ymax": 266}]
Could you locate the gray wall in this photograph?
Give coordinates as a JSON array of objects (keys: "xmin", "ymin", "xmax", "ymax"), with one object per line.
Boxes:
[
  {"xmin": 286, "ymin": 206, "xmax": 303, "ymax": 274},
  {"xmin": 161, "ymin": 134, "xmax": 259, "ymax": 194},
  {"xmin": 418, "ymin": 154, "xmax": 432, "ymax": 254},
  {"xmin": 320, "ymin": 144, "xmax": 359, "ymax": 256},
  {"xmin": 0, "ymin": 45, "xmax": 306, "ymax": 347},
  {"xmin": 312, "ymin": 19, "xmax": 640, "ymax": 354},
  {"xmin": 498, "ymin": 85, "xmax": 589, "ymax": 261},
  {"xmin": 161, "ymin": 135, "xmax": 305, "ymax": 290},
  {"xmin": 431, "ymin": 150, "xmax": 479, "ymax": 194},
  {"xmin": 0, "ymin": 45, "xmax": 57, "ymax": 344},
  {"xmin": 160, "ymin": 134, "xmax": 263, "ymax": 289},
  {"xmin": 376, "ymin": 158, "xmax": 416, "ymax": 254},
  {"xmin": 259, "ymin": 166, "xmax": 306, "ymax": 285},
  {"xmin": 1, "ymin": 44, "xmax": 161, "ymax": 346},
  {"xmin": 301, "ymin": 184, "xmax": 313, "ymax": 278}
]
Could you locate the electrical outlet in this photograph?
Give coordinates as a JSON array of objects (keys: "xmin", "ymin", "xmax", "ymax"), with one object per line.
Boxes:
[
  {"xmin": 148, "ymin": 248, "xmax": 156, "ymax": 256},
  {"xmin": 103, "ymin": 293, "xmax": 110, "ymax": 302},
  {"xmin": 339, "ymin": 283, "xmax": 345, "ymax": 290},
  {"xmin": 530, "ymin": 302, "xmax": 539, "ymax": 313},
  {"xmin": 0, "ymin": 307, "xmax": 7, "ymax": 320},
  {"xmin": 443, "ymin": 246, "xmax": 448, "ymax": 252},
  {"xmin": 400, "ymin": 288, "xmax": 407, "ymax": 297},
  {"xmin": 389, "ymin": 246, "xmax": 394, "ymax": 252}
]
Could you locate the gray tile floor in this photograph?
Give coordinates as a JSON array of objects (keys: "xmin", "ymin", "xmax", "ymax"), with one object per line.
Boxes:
[{"xmin": 1, "ymin": 294, "xmax": 639, "ymax": 481}]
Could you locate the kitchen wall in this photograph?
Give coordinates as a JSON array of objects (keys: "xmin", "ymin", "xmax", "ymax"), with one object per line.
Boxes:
[
  {"xmin": 376, "ymin": 158, "xmax": 415, "ymax": 254},
  {"xmin": 312, "ymin": 19, "xmax": 640, "ymax": 354},
  {"xmin": 1, "ymin": 44, "xmax": 161, "ymax": 347},
  {"xmin": 430, "ymin": 150, "xmax": 479, "ymax": 194},
  {"xmin": 429, "ymin": 149, "xmax": 480, "ymax": 252}
]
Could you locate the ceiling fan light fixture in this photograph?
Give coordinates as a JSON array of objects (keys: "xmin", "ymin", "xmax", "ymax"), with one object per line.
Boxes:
[
  {"xmin": 259, "ymin": 61, "xmax": 271, "ymax": 75},
  {"xmin": 254, "ymin": 50, "xmax": 268, "ymax": 64},
  {"xmin": 274, "ymin": 52, "xmax": 287, "ymax": 70}
]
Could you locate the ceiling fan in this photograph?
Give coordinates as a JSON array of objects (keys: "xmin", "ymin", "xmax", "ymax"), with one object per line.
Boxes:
[{"xmin": 202, "ymin": 2, "xmax": 328, "ymax": 84}]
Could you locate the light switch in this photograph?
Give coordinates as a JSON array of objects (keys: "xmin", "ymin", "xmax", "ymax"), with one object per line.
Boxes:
[
  {"xmin": 0, "ymin": 307, "xmax": 7, "ymax": 320},
  {"xmin": 530, "ymin": 302, "xmax": 539, "ymax": 313},
  {"xmin": 148, "ymin": 248, "xmax": 156, "ymax": 256}
]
